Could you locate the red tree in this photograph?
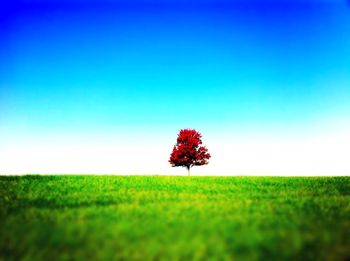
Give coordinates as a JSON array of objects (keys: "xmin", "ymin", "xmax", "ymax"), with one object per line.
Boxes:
[{"xmin": 169, "ymin": 129, "xmax": 211, "ymax": 175}]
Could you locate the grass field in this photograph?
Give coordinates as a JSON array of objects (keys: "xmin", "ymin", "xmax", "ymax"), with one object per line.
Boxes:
[{"xmin": 0, "ymin": 176, "xmax": 349, "ymax": 260}]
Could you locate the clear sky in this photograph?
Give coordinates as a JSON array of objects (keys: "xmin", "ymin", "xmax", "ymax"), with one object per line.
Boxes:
[{"xmin": 0, "ymin": 0, "xmax": 349, "ymax": 175}]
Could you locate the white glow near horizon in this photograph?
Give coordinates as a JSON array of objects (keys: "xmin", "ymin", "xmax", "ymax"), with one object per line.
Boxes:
[{"xmin": 0, "ymin": 126, "xmax": 349, "ymax": 176}]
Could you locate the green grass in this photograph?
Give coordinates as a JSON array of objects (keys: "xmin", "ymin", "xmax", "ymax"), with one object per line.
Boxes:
[{"xmin": 1, "ymin": 176, "xmax": 349, "ymax": 260}]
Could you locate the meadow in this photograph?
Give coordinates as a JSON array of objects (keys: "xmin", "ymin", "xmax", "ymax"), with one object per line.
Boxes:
[{"xmin": 0, "ymin": 175, "xmax": 349, "ymax": 260}]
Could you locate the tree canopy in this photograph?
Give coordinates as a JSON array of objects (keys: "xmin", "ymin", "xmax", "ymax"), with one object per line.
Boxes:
[{"xmin": 169, "ymin": 129, "xmax": 211, "ymax": 175}]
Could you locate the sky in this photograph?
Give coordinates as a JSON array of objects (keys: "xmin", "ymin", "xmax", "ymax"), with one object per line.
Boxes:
[{"xmin": 0, "ymin": 0, "xmax": 349, "ymax": 175}]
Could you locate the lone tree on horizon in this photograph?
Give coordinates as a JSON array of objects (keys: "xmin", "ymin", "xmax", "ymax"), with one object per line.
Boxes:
[{"xmin": 169, "ymin": 129, "xmax": 211, "ymax": 175}]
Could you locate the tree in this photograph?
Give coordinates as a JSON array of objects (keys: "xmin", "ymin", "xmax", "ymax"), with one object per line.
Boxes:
[{"xmin": 169, "ymin": 129, "xmax": 211, "ymax": 175}]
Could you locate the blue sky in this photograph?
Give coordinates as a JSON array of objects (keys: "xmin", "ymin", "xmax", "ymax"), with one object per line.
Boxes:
[{"xmin": 0, "ymin": 0, "xmax": 349, "ymax": 174}]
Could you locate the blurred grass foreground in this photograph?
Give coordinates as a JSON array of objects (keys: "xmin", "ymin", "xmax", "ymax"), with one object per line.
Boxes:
[{"xmin": 1, "ymin": 175, "xmax": 349, "ymax": 260}]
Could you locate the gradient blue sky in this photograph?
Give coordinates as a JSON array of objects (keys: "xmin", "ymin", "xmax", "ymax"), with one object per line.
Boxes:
[{"xmin": 1, "ymin": 0, "xmax": 349, "ymax": 174}]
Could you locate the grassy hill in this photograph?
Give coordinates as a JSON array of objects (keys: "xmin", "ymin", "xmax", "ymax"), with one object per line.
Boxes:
[{"xmin": 1, "ymin": 175, "xmax": 349, "ymax": 260}]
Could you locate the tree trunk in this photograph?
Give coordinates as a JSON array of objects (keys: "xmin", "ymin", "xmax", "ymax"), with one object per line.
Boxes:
[{"xmin": 187, "ymin": 166, "xmax": 191, "ymax": 176}]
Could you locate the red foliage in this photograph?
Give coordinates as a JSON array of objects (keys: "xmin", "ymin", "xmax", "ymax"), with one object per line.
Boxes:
[{"xmin": 169, "ymin": 129, "xmax": 211, "ymax": 173}]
